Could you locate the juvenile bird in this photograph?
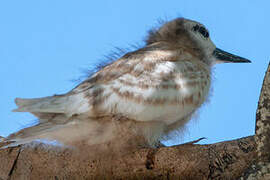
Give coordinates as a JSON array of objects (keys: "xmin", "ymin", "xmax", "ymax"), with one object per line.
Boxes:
[{"xmin": 3, "ymin": 18, "xmax": 251, "ymax": 149}]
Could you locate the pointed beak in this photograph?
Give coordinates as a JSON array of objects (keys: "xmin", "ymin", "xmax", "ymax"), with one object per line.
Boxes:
[{"xmin": 213, "ymin": 48, "xmax": 251, "ymax": 63}]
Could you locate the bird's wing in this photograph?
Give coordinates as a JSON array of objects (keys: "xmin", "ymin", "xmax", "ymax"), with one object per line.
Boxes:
[{"xmin": 13, "ymin": 44, "xmax": 199, "ymax": 119}]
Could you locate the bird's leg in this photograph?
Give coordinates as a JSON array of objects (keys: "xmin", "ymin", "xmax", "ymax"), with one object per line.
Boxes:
[{"xmin": 182, "ymin": 137, "xmax": 206, "ymax": 145}]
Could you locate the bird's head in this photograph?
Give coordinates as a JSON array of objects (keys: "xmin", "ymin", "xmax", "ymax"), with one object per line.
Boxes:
[{"xmin": 146, "ymin": 18, "xmax": 251, "ymax": 65}]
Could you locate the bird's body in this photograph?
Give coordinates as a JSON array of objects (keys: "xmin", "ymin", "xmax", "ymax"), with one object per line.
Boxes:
[
  {"xmin": 2, "ymin": 18, "xmax": 250, "ymax": 149},
  {"xmin": 70, "ymin": 45, "xmax": 211, "ymax": 124}
]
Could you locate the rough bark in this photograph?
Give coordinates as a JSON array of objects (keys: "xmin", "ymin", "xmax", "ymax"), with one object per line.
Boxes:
[
  {"xmin": 239, "ymin": 62, "xmax": 270, "ymax": 180},
  {"xmin": 255, "ymin": 62, "xmax": 270, "ymax": 162},
  {"xmin": 0, "ymin": 63, "xmax": 269, "ymax": 180}
]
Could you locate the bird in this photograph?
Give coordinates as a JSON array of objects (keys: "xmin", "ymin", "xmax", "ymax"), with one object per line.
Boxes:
[{"xmin": 2, "ymin": 18, "xmax": 251, "ymax": 149}]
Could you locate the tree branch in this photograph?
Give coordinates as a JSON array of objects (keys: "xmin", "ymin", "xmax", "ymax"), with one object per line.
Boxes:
[{"xmin": 0, "ymin": 136, "xmax": 256, "ymax": 179}]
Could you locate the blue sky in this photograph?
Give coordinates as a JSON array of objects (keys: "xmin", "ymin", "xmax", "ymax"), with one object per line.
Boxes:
[{"xmin": 0, "ymin": 1, "xmax": 269, "ymax": 145}]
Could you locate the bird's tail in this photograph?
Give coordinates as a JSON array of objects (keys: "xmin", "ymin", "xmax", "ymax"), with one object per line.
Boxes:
[
  {"xmin": 13, "ymin": 96, "xmax": 69, "ymax": 114},
  {"xmin": 12, "ymin": 93, "xmax": 91, "ymax": 123}
]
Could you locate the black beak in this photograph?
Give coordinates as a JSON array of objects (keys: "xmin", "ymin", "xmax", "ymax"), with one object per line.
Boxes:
[{"xmin": 213, "ymin": 48, "xmax": 251, "ymax": 63}]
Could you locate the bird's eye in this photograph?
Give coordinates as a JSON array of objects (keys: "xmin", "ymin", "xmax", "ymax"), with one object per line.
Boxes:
[
  {"xmin": 192, "ymin": 25, "xmax": 200, "ymax": 31},
  {"xmin": 192, "ymin": 25, "xmax": 209, "ymax": 38},
  {"xmin": 199, "ymin": 27, "xmax": 209, "ymax": 38}
]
